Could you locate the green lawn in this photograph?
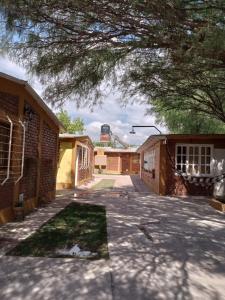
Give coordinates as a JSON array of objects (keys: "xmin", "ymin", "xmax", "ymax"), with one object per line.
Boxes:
[
  {"xmin": 92, "ymin": 179, "xmax": 115, "ymax": 190},
  {"xmin": 7, "ymin": 202, "xmax": 109, "ymax": 259}
]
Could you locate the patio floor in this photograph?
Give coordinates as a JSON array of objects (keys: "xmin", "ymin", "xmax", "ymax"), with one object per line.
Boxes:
[{"xmin": 0, "ymin": 175, "xmax": 225, "ymax": 300}]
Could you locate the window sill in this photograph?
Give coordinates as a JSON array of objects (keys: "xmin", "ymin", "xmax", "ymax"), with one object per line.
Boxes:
[{"xmin": 175, "ymin": 172, "xmax": 213, "ymax": 178}]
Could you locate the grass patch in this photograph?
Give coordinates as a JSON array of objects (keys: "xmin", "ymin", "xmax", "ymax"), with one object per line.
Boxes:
[
  {"xmin": 92, "ymin": 179, "xmax": 115, "ymax": 190},
  {"xmin": 7, "ymin": 202, "xmax": 109, "ymax": 259}
]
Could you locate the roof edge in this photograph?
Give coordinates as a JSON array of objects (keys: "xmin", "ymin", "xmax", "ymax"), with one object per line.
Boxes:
[
  {"xmin": 137, "ymin": 133, "xmax": 225, "ymax": 152},
  {"xmin": 137, "ymin": 135, "xmax": 165, "ymax": 152},
  {"xmin": 59, "ymin": 133, "xmax": 94, "ymax": 147},
  {"xmin": 0, "ymin": 72, "xmax": 64, "ymax": 130}
]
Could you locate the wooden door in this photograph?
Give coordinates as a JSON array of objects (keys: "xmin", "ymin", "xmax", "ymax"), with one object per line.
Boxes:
[
  {"xmin": 121, "ymin": 154, "xmax": 130, "ymax": 174},
  {"xmin": 107, "ymin": 154, "xmax": 119, "ymax": 172}
]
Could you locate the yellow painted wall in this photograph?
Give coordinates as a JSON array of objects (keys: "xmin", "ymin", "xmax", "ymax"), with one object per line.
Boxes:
[{"xmin": 57, "ymin": 142, "xmax": 73, "ymax": 186}]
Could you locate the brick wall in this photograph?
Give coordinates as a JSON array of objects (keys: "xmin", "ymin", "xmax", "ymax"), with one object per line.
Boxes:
[
  {"xmin": 39, "ymin": 121, "xmax": 57, "ymax": 198},
  {"xmin": 24, "ymin": 104, "xmax": 40, "ymax": 158},
  {"xmin": 20, "ymin": 158, "xmax": 38, "ymax": 199},
  {"xmin": 131, "ymin": 154, "xmax": 140, "ymax": 174},
  {"xmin": 0, "ymin": 84, "xmax": 59, "ymax": 223},
  {"xmin": 0, "ymin": 183, "xmax": 14, "ymax": 209},
  {"xmin": 0, "ymin": 91, "xmax": 19, "ymax": 116},
  {"xmin": 0, "ymin": 91, "xmax": 19, "ymax": 207},
  {"xmin": 19, "ymin": 103, "xmax": 40, "ymax": 199}
]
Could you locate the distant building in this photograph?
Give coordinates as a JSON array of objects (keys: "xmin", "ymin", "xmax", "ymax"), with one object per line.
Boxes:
[
  {"xmin": 57, "ymin": 134, "xmax": 94, "ymax": 189},
  {"xmin": 138, "ymin": 134, "xmax": 225, "ymax": 196},
  {"xmin": 94, "ymin": 147, "xmax": 140, "ymax": 175}
]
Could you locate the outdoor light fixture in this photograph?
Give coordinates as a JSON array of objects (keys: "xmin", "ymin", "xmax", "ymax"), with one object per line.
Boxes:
[
  {"xmin": 24, "ymin": 103, "xmax": 35, "ymax": 121},
  {"xmin": 129, "ymin": 125, "xmax": 162, "ymax": 135},
  {"xmin": 129, "ymin": 128, "xmax": 136, "ymax": 134}
]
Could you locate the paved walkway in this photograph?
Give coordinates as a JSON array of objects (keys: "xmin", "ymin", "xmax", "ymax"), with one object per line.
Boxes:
[{"xmin": 0, "ymin": 175, "xmax": 225, "ymax": 300}]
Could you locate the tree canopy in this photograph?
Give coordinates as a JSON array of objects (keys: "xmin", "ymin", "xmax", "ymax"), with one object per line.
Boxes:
[
  {"xmin": 56, "ymin": 110, "xmax": 85, "ymax": 134},
  {"xmin": 1, "ymin": 0, "xmax": 225, "ymax": 124},
  {"xmin": 153, "ymin": 107, "xmax": 225, "ymax": 134}
]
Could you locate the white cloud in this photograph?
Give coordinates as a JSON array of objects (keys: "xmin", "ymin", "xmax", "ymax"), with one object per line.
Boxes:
[
  {"xmin": 0, "ymin": 56, "xmax": 167, "ymax": 146},
  {"xmin": 0, "ymin": 56, "xmax": 26, "ymax": 79},
  {"xmin": 0, "ymin": 56, "xmax": 44, "ymax": 96},
  {"xmin": 64, "ymin": 93, "xmax": 166, "ymax": 145}
]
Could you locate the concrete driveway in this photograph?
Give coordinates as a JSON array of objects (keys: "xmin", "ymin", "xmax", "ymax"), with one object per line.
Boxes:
[
  {"xmin": 0, "ymin": 175, "xmax": 225, "ymax": 300},
  {"xmin": 106, "ymin": 192, "xmax": 225, "ymax": 300}
]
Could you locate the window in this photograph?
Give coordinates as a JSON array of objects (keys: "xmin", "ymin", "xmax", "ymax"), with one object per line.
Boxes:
[
  {"xmin": 0, "ymin": 122, "xmax": 10, "ymax": 175},
  {"xmin": 0, "ymin": 117, "xmax": 25, "ymax": 185},
  {"xmin": 79, "ymin": 147, "xmax": 90, "ymax": 169},
  {"xmin": 176, "ymin": 144, "xmax": 213, "ymax": 176},
  {"xmin": 144, "ymin": 149, "xmax": 155, "ymax": 171}
]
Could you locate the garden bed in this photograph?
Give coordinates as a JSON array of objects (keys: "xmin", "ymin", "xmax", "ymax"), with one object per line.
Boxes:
[
  {"xmin": 91, "ymin": 179, "xmax": 115, "ymax": 190},
  {"xmin": 7, "ymin": 202, "xmax": 109, "ymax": 259}
]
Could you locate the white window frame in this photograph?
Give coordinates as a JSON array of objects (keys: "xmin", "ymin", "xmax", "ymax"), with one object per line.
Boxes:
[
  {"xmin": 84, "ymin": 148, "xmax": 89, "ymax": 168},
  {"xmin": 79, "ymin": 147, "xmax": 84, "ymax": 170},
  {"xmin": 79, "ymin": 146, "xmax": 90, "ymax": 169},
  {"xmin": 85, "ymin": 148, "xmax": 90, "ymax": 168},
  {"xmin": 175, "ymin": 144, "xmax": 214, "ymax": 177},
  {"xmin": 144, "ymin": 149, "xmax": 155, "ymax": 171},
  {"xmin": 83, "ymin": 147, "xmax": 86, "ymax": 168},
  {"xmin": 82, "ymin": 147, "xmax": 86, "ymax": 169}
]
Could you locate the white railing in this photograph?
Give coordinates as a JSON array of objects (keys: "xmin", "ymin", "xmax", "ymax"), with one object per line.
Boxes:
[
  {"xmin": 1, "ymin": 116, "xmax": 13, "ymax": 185},
  {"xmin": 15, "ymin": 120, "xmax": 26, "ymax": 184},
  {"xmin": 0, "ymin": 116, "xmax": 26, "ymax": 185}
]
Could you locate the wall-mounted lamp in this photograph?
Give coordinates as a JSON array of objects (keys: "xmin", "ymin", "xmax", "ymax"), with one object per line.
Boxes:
[
  {"xmin": 24, "ymin": 103, "xmax": 35, "ymax": 121},
  {"xmin": 129, "ymin": 125, "xmax": 162, "ymax": 135},
  {"xmin": 129, "ymin": 128, "xmax": 136, "ymax": 134}
]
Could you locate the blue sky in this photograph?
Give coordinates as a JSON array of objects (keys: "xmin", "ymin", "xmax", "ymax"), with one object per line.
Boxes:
[{"xmin": 0, "ymin": 55, "xmax": 166, "ymax": 145}]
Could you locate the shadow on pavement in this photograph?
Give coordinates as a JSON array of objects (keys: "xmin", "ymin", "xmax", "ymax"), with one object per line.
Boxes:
[{"xmin": 0, "ymin": 176, "xmax": 225, "ymax": 300}]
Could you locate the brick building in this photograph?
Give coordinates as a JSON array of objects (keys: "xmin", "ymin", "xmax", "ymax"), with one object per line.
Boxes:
[
  {"xmin": 0, "ymin": 72, "xmax": 62, "ymax": 224},
  {"xmin": 94, "ymin": 147, "xmax": 140, "ymax": 175},
  {"xmin": 57, "ymin": 134, "xmax": 94, "ymax": 189},
  {"xmin": 138, "ymin": 134, "xmax": 225, "ymax": 196}
]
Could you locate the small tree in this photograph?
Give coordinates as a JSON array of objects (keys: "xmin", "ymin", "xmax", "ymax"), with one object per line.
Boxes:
[{"xmin": 57, "ymin": 110, "xmax": 85, "ymax": 134}]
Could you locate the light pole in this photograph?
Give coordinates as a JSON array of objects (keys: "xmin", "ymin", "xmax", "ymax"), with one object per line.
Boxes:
[
  {"xmin": 129, "ymin": 125, "xmax": 162, "ymax": 135},
  {"xmin": 129, "ymin": 125, "xmax": 162, "ymax": 176}
]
